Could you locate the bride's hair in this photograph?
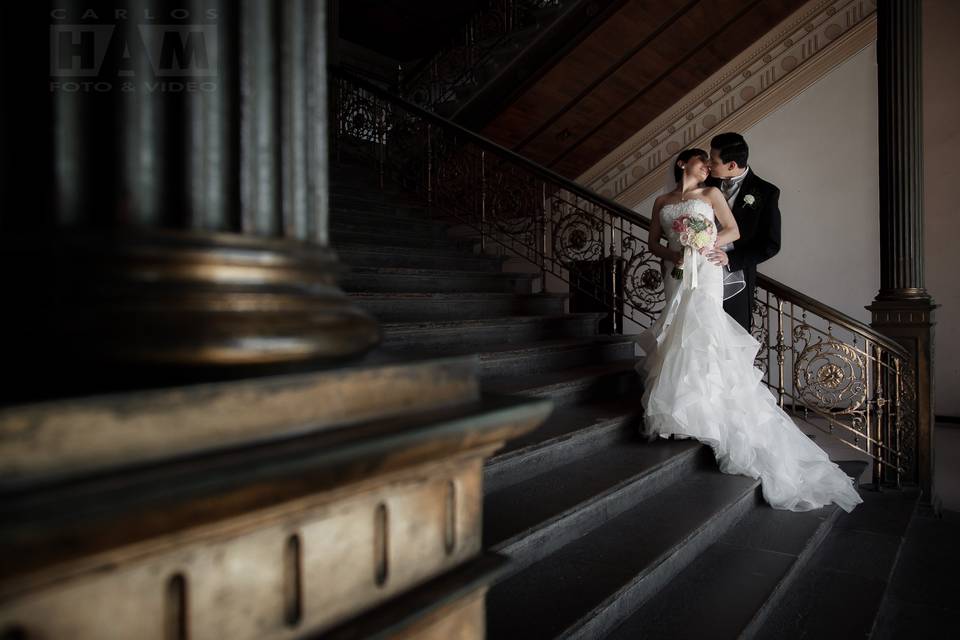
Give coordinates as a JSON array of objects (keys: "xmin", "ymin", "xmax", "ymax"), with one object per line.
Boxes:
[{"xmin": 674, "ymin": 148, "xmax": 708, "ymax": 183}]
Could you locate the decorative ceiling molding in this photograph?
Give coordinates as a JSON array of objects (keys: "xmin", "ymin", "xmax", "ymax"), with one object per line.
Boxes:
[{"xmin": 578, "ymin": 0, "xmax": 877, "ymax": 208}]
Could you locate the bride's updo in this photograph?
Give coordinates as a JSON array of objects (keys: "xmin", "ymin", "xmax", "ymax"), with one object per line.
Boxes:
[{"xmin": 674, "ymin": 148, "xmax": 708, "ymax": 183}]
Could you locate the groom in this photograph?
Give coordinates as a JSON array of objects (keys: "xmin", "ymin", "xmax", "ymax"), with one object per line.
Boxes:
[{"xmin": 704, "ymin": 132, "xmax": 781, "ymax": 332}]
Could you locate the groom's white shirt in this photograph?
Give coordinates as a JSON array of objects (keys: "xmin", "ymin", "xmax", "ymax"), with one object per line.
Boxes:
[{"xmin": 721, "ymin": 166, "xmax": 750, "ymax": 207}]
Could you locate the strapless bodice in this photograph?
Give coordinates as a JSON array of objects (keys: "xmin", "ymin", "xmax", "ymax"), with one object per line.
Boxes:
[{"xmin": 660, "ymin": 199, "xmax": 715, "ymax": 250}]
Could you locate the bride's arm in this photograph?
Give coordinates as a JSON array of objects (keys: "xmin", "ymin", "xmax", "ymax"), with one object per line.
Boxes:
[
  {"xmin": 648, "ymin": 198, "xmax": 683, "ymax": 265},
  {"xmin": 707, "ymin": 187, "xmax": 740, "ymax": 247}
]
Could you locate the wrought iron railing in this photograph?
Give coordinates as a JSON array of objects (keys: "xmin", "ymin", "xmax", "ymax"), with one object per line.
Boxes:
[
  {"xmin": 330, "ymin": 67, "xmax": 916, "ymax": 488},
  {"xmin": 401, "ymin": 0, "xmax": 562, "ymax": 111}
]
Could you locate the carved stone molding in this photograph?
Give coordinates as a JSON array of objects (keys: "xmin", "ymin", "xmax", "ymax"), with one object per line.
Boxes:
[{"xmin": 579, "ymin": 0, "xmax": 878, "ymax": 207}]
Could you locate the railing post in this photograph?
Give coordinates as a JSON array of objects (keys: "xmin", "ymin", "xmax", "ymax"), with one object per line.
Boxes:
[
  {"xmin": 775, "ymin": 299, "xmax": 786, "ymax": 407},
  {"xmin": 480, "ymin": 151, "xmax": 486, "ymax": 254},
  {"xmin": 894, "ymin": 358, "xmax": 903, "ymax": 488},
  {"xmin": 541, "ymin": 183, "xmax": 548, "ymax": 294},
  {"xmin": 377, "ymin": 101, "xmax": 385, "ymax": 190},
  {"xmin": 426, "ymin": 124, "xmax": 433, "ymax": 207},
  {"xmin": 332, "ymin": 79, "xmax": 340, "ymax": 164},
  {"xmin": 872, "ymin": 344, "xmax": 885, "ymax": 489},
  {"xmin": 609, "ymin": 215, "xmax": 618, "ymax": 334}
]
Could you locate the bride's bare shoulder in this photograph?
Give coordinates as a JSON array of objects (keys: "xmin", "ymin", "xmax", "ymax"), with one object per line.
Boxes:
[
  {"xmin": 653, "ymin": 193, "xmax": 672, "ymax": 208},
  {"xmin": 700, "ymin": 186, "xmax": 722, "ymax": 199}
]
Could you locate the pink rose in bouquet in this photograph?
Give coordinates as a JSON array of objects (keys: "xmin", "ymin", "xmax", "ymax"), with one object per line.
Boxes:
[{"xmin": 670, "ymin": 213, "xmax": 717, "ymax": 280}]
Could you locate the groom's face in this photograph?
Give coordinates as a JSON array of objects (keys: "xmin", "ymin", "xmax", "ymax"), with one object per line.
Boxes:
[{"xmin": 708, "ymin": 149, "xmax": 740, "ymax": 179}]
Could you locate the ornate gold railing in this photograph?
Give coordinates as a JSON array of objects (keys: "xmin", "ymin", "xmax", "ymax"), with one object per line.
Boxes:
[
  {"xmin": 330, "ymin": 67, "xmax": 915, "ymax": 488},
  {"xmin": 401, "ymin": 0, "xmax": 562, "ymax": 111}
]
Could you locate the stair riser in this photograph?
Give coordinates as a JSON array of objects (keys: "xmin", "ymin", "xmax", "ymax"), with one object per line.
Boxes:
[
  {"xmin": 479, "ymin": 342, "xmax": 635, "ymax": 379},
  {"xmin": 484, "ymin": 419, "xmax": 633, "ymax": 495},
  {"xmin": 562, "ymin": 484, "xmax": 759, "ymax": 640},
  {"xmin": 354, "ymin": 297, "xmax": 566, "ymax": 323},
  {"xmin": 382, "ymin": 317, "xmax": 599, "ymax": 351},
  {"xmin": 332, "ymin": 229, "xmax": 471, "ymax": 251},
  {"xmin": 525, "ymin": 369, "xmax": 642, "ymax": 408},
  {"xmin": 342, "ymin": 272, "xmax": 535, "ymax": 295},
  {"xmin": 491, "ymin": 447, "xmax": 704, "ymax": 580},
  {"xmin": 331, "ymin": 218, "xmax": 449, "ymax": 239},
  {"xmin": 332, "ymin": 196, "xmax": 429, "ymax": 220},
  {"xmin": 336, "ymin": 250, "xmax": 503, "ymax": 272}
]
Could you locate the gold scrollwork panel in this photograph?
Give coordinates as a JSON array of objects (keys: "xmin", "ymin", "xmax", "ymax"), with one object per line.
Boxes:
[{"xmin": 793, "ymin": 335, "xmax": 867, "ymax": 415}]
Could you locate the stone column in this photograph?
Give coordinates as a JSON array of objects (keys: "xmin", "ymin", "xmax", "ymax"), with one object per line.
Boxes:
[
  {"xmin": 868, "ymin": 0, "xmax": 937, "ymax": 503},
  {"xmin": 0, "ymin": 1, "xmax": 379, "ymax": 401}
]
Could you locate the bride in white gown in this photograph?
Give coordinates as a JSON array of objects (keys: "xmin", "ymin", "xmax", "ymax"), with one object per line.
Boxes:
[{"xmin": 638, "ymin": 148, "xmax": 862, "ymax": 513}]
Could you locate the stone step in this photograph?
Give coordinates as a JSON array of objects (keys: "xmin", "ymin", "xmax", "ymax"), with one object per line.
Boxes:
[
  {"xmin": 350, "ymin": 292, "xmax": 567, "ymax": 323},
  {"xmin": 754, "ymin": 481, "xmax": 918, "ymax": 640},
  {"xmin": 604, "ymin": 500, "xmax": 846, "ymax": 640},
  {"xmin": 484, "ymin": 397, "xmax": 640, "ymax": 494},
  {"xmin": 331, "ymin": 226, "xmax": 471, "ymax": 251},
  {"xmin": 475, "ymin": 338, "xmax": 636, "ymax": 379},
  {"xmin": 331, "ymin": 216, "xmax": 449, "ymax": 239},
  {"xmin": 485, "ymin": 467, "xmax": 760, "ymax": 640},
  {"xmin": 485, "ymin": 358, "xmax": 641, "ymax": 408},
  {"xmin": 341, "ymin": 267, "xmax": 537, "ymax": 295},
  {"xmin": 381, "ymin": 314, "xmax": 603, "ymax": 351},
  {"xmin": 329, "ymin": 170, "xmax": 413, "ymax": 200},
  {"xmin": 336, "ymin": 243, "xmax": 504, "ymax": 272},
  {"xmin": 484, "ymin": 440, "xmax": 704, "ymax": 576},
  {"xmin": 331, "ymin": 192, "xmax": 430, "ymax": 219}
]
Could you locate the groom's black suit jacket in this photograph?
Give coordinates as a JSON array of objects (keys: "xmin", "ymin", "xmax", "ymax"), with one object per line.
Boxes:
[{"xmin": 706, "ymin": 170, "xmax": 781, "ymax": 331}]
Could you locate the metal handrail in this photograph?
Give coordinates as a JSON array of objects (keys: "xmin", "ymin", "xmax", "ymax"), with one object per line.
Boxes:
[
  {"xmin": 757, "ymin": 275, "xmax": 908, "ymax": 360},
  {"xmin": 330, "ymin": 66, "xmax": 916, "ymax": 488}
]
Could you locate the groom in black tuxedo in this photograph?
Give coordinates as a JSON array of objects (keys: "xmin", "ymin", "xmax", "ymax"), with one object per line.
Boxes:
[{"xmin": 704, "ymin": 132, "xmax": 781, "ymax": 332}]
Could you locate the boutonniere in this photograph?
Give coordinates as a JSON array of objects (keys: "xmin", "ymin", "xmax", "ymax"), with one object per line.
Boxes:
[{"xmin": 742, "ymin": 192, "xmax": 759, "ymax": 209}]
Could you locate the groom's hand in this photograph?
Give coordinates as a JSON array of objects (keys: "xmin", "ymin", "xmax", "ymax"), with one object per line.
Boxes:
[{"xmin": 704, "ymin": 248, "xmax": 729, "ymax": 266}]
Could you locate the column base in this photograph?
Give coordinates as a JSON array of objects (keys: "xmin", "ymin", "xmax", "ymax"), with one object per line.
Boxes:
[{"xmin": 1, "ymin": 230, "xmax": 381, "ymax": 401}]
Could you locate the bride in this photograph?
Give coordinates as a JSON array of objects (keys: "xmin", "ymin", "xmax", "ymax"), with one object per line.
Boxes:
[{"xmin": 638, "ymin": 148, "xmax": 862, "ymax": 513}]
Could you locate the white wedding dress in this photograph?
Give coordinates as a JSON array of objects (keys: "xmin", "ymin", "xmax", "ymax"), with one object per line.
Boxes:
[{"xmin": 637, "ymin": 199, "xmax": 862, "ymax": 513}]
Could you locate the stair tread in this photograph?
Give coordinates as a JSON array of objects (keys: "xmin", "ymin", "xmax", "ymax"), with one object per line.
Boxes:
[
  {"xmin": 484, "ymin": 358, "xmax": 639, "ymax": 396},
  {"xmin": 382, "ymin": 313, "xmax": 603, "ymax": 333},
  {"xmin": 348, "ymin": 291, "xmax": 567, "ymax": 301},
  {"xmin": 383, "ymin": 337, "xmax": 633, "ymax": 362},
  {"xmin": 486, "ymin": 467, "xmax": 759, "ymax": 640},
  {"xmin": 755, "ymin": 482, "xmax": 916, "ymax": 640},
  {"xmin": 484, "ymin": 439, "xmax": 700, "ymax": 549},
  {"xmin": 346, "ymin": 266, "xmax": 535, "ymax": 278},
  {"xmin": 605, "ymin": 505, "xmax": 840, "ymax": 640},
  {"xmin": 336, "ymin": 242, "xmax": 494, "ymax": 259},
  {"xmin": 488, "ymin": 396, "xmax": 639, "ymax": 463}
]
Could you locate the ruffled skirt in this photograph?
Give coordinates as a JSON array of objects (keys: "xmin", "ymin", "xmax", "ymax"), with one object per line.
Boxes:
[{"xmin": 638, "ymin": 258, "xmax": 862, "ymax": 513}]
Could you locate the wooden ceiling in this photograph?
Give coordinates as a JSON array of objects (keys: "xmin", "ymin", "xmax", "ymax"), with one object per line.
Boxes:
[
  {"xmin": 339, "ymin": 0, "xmax": 482, "ymax": 62},
  {"xmin": 480, "ymin": 0, "xmax": 810, "ymax": 179}
]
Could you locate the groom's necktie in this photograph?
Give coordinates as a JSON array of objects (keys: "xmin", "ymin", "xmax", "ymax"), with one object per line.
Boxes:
[{"xmin": 721, "ymin": 179, "xmax": 736, "ymax": 204}]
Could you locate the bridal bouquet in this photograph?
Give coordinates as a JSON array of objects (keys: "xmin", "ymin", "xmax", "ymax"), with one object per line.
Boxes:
[{"xmin": 670, "ymin": 213, "xmax": 717, "ymax": 282}]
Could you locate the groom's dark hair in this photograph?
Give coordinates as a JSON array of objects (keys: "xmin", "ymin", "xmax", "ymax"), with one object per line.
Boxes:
[{"xmin": 710, "ymin": 132, "xmax": 749, "ymax": 168}]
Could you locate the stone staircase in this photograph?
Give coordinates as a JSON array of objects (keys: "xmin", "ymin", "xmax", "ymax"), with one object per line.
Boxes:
[{"xmin": 330, "ymin": 162, "xmax": 910, "ymax": 639}]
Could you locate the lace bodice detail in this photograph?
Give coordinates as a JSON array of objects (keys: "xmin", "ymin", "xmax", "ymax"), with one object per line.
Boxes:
[{"xmin": 660, "ymin": 199, "xmax": 715, "ymax": 250}]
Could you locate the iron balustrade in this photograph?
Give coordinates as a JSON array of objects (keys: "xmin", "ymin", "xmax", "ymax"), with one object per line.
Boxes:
[
  {"xmin": 330, "ymin": 67, "xmax": 916, "ymax": 488},
  {"xmin": 400, "ymin": 0, "xmax": 562, "ymax": 111}
]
